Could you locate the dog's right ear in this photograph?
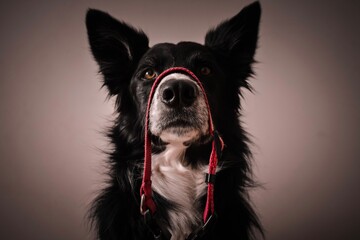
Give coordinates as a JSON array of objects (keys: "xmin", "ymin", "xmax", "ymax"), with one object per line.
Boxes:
[
  {"xmin": 205, "ymin": 2, "xmax": 261, "ymax": 90},
  {"xmin": 86, "ymin": 9, "xmax": 149, "ymax": 96}
]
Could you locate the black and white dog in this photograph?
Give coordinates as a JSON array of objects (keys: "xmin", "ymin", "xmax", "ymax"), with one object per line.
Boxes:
[{"xmin": 86, "ymin": 1, "xmax": 263, "ymax": 239}]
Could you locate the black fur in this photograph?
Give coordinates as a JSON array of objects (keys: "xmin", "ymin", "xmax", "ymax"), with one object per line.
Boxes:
[{"xmin": 86, "ymin": 2, "xmax": 263, "ymax": 239}]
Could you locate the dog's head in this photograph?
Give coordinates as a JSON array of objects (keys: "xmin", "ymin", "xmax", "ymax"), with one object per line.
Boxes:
[{"xmin": 86, "ymin": 2, "xmax": 261, "ymax": 146}]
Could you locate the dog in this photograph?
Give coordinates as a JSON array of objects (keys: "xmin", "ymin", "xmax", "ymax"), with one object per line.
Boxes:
[{"xmin": 86, "ymin": 1, "xmax": 263, "ymax": 239}]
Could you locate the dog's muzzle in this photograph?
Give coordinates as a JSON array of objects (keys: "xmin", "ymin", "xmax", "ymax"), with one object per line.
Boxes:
[{"xmin": 149, "ymin": 72, "xmax": 209, "ymax": 144}]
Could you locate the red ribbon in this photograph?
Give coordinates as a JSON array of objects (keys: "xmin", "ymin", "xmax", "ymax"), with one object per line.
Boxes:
[{"xmin": 140, "ymin": 67, "xmax": 224, "ymax": 223}]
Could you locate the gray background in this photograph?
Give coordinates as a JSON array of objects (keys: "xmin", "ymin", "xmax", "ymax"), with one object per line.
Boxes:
[{"xmin": 1, "ymin": 0, "xmax": 359, "ymax": 239}]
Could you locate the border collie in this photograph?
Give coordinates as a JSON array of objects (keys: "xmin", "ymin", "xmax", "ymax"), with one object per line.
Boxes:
[{"xmin": 86, "ymin": 1, "xmax": 263, "ymax": 239}]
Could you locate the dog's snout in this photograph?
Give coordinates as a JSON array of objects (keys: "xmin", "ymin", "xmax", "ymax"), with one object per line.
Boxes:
[{"xmin": 160, "ymin": 79, "xmax": 198, "ymax": 108}]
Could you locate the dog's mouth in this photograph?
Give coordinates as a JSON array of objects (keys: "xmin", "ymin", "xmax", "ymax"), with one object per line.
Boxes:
[
  {"xmin": 148, "ymin": 73, "xmax": 210, "ymax": 145},
  {"xmin": 150, "ymin": 110, "xmax": 208, "ymax": 145},
  {"xmin": 165, "ymin": 119, "xmax": 193, "ymax": 129},
  {"xmin": 157, "ymin": 118, "xmax": 201, "ymax": 144}
]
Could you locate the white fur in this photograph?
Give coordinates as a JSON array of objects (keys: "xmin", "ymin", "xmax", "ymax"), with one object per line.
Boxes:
[{"xmin": 152, "ymin": 143, "xmax": 208, "ymax": 239}]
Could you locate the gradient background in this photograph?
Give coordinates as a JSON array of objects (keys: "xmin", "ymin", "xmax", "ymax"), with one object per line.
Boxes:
[{"xmin": 1, "ymin": 0, "xmax": 359, "ymax": 239}]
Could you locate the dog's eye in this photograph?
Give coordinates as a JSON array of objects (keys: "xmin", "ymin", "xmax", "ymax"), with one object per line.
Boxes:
[
  {"xmin": 200, "ymin": 66, "xmax": 212, "ymax": 76},
  {"xmin": 143, "ymin": 69, "xmax": 158, "ymax": 80}
]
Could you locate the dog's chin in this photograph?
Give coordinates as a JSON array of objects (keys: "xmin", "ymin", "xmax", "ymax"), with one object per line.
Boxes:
[
  {"xmin": 156, "ymin": 127, "xmax": 202, "ymax": 146},
  {"xmin": 150, "ymin": 115, "xmax": 210, "ymax": 146}
]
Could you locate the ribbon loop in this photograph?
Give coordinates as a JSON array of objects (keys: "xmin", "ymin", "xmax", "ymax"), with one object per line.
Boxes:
[{"xmin": 140, "ymin": 67, "xmax": 225, "ymax": 226}]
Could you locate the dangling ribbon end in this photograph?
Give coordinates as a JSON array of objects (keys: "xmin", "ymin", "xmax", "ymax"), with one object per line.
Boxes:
[{"xmin": 140, "ymin": 180, "xmax": 157, "ymax": 216}]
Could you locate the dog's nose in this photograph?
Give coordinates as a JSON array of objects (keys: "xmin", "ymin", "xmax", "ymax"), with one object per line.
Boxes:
[{"xmin": 161, "ymin": 79, "xmax": 198, "ymax": 108}]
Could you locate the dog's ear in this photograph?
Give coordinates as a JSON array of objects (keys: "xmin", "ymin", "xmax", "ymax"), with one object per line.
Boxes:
[
  {"xmin": 205, "ymin": 1, "xmax": 261, "ymax": 88},
  {"xmin": 86, "ymin": 9, "xmax": 149, "ymax": 96}
]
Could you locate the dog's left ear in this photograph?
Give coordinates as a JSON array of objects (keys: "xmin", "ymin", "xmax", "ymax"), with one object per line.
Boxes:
[{"xmin": 205, "ymin": 1, "xmax": 261, "ymax": 87}]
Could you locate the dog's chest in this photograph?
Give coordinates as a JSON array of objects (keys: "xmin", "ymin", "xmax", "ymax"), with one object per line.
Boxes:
[{"xmin": 152, "ymin": 145, "xmax": 207, "ymax": 239}]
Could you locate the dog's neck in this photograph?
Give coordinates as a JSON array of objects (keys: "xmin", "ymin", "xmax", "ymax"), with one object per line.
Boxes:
[{"xmin": 151, "ymin": 143, "xmax": 208, "ymax": 239}]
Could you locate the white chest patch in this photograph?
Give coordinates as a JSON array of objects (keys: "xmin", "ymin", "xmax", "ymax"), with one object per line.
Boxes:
[{"xmin": 151, "ymin": 144, "xmax": 208, "ymax": 239}]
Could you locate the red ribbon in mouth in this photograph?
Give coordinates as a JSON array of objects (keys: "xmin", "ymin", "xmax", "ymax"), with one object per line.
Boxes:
[{"xmin": 140, "ymin": 67, "xmax": 224, "ymax": 224}]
